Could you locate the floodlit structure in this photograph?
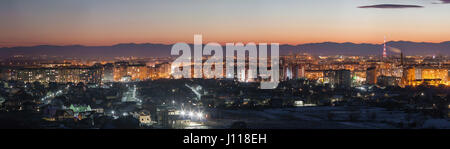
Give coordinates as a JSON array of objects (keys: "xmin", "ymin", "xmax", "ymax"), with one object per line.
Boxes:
[{"xmin": 403, "ymin": 66, "xmax": 449, "ymax": 86}]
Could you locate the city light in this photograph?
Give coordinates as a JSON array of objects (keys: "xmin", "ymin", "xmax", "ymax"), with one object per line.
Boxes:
[
  {"xmin": 181, "ymin": 110, "xmax": 205, "ymax": 120},
  {"xmin": 196, "ymin": 112, "xmax": 203, "ymax": 119},
  {"xmin": 1, "ymin": 0, "xmax": 450, "ymax": 134}
]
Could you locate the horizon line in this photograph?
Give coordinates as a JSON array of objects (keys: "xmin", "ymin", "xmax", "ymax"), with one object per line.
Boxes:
[{"xmin": 1, "ymin": 40, "xmax": 450, "ymax": 49}]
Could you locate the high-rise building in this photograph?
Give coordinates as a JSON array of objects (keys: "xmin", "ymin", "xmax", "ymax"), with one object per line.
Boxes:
[
  {"xmin": 113, "ymin": 61, "xmax": 149, "ymax": 82},
  {"xmin": 156, "ymin": 62, "xmax": 171, "ymax": 79},
  {"xmin": 366, "ymin": 67, "xmax": 378, "ymax": 85},
  {"xmin": 114, "ymin": 61, "xmax": 129, "ymax": 81},
  {"xmin": 324, "ymin": 70, "xmax": 351, "ymax": 88},
  {"xmin": 102, "ymin": 63, "xmax": 114, "ymax": 83},
  {"xmin": 305, "ymin": 70, "xmax": 324, "ymax": 81},
  {"xmin": 127, "ymin": 64, "xmax": 148, "ymax": 81}
]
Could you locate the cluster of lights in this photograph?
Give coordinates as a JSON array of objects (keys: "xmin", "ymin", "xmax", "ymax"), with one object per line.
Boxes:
[
  {"xmin": 41, "ymin": 90, "xmax": 64, "ymax": 101},
  {"xmin": 180, "ymin": 110, "xmax": 203, "ymax": 119}
]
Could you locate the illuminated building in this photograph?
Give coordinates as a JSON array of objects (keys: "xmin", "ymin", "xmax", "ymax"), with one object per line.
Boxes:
[
  {"xmin": 366, "ymin": 67, "xmax": 377, "ymax": 85},
  {"xmin": 351, "ymin": 70, "xmax": 366, "ymax": 86},
  {"xmin": 68, "ymin": 104, "xmax": 92, "ymax": 113},
  {"xmin": 113, "ymin": 61, "xmax": 129, "ymax": 81},
  {"xmin": 148, "ymin": 66, "xmax": 158, "ymax": 79},
  {"xmin": 298, "ymin": 65, "xmax": 306, "ymax": 78},
  {"xmin": 305, "ymin": 70, "xmax": 324, "ymax": 81},
  {"xmin": 156, "ymin": 62, "xmax": 171, "ymax": 79},
  {"xmin": 5, "ymin": 66, "xmax": 102, "ymax": 84},
  {"xmin": 113, "ymin": 61, "xmax": 150, "ymax": 81},
  {"xmin": 379, "ymin": 66, "xmax": 403, "ymax": 78},
  {"xmin": 403, "ymin": 66, "xmax": 449, "ymax": 86},
  {"xmin": 127, "ymin": 64, "xmax": 149, "ymax": 81},
  {"xmin": 139, "ymin": 113, "xmax": 152, "ymax": 126},
  {"xmin": 102, "ymin": 63, "xmax": 114, "ymax": 82}
]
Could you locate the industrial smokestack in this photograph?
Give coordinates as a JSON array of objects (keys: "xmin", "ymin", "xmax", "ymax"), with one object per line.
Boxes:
[
  {"xmin": 383, "ymin": 36, "xmax": 387, "ymax": 59},
  {"xmin": 400, "ymin": 52, "xmax": 404, "ymax": 66}
]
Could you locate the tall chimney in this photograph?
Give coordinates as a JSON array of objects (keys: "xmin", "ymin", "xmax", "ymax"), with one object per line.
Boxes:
[
  {"xmin": 383, "ymin": 36, "xmax": 387, "ymax": 59},
  {"xmin": 400, "ymin": 52, "xmax": 404, "ymax": 66}
]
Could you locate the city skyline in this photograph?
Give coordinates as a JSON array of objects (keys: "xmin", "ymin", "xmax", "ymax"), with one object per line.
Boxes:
[
  {"xmin": 1, "ymin": 1, "xmax": 450, "ymax": 145},
  {"xmin": 1, "ymin": 0, "xmax": 450, "ymax": 47}
]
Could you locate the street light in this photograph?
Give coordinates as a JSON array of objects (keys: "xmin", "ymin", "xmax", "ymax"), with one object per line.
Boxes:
[{"xmin": 196, "ymin": 112, "xmax": 203, "ymax": 119}]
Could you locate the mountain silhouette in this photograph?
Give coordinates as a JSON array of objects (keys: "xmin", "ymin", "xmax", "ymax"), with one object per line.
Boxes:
[{"xmin": 1, "ymin": 41, "xmax": 449, "ymax": 58}]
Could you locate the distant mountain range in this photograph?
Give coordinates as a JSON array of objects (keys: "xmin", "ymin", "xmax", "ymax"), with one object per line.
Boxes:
[{"xmin": 1, "ymin": 41, "xmax": 449, "ymax": 58}]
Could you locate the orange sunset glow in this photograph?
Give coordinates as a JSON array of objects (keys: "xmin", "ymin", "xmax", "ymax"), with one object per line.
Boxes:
[{"xmin": 1, "ymin": 0, "xmax": 450, "ymax": 47}]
